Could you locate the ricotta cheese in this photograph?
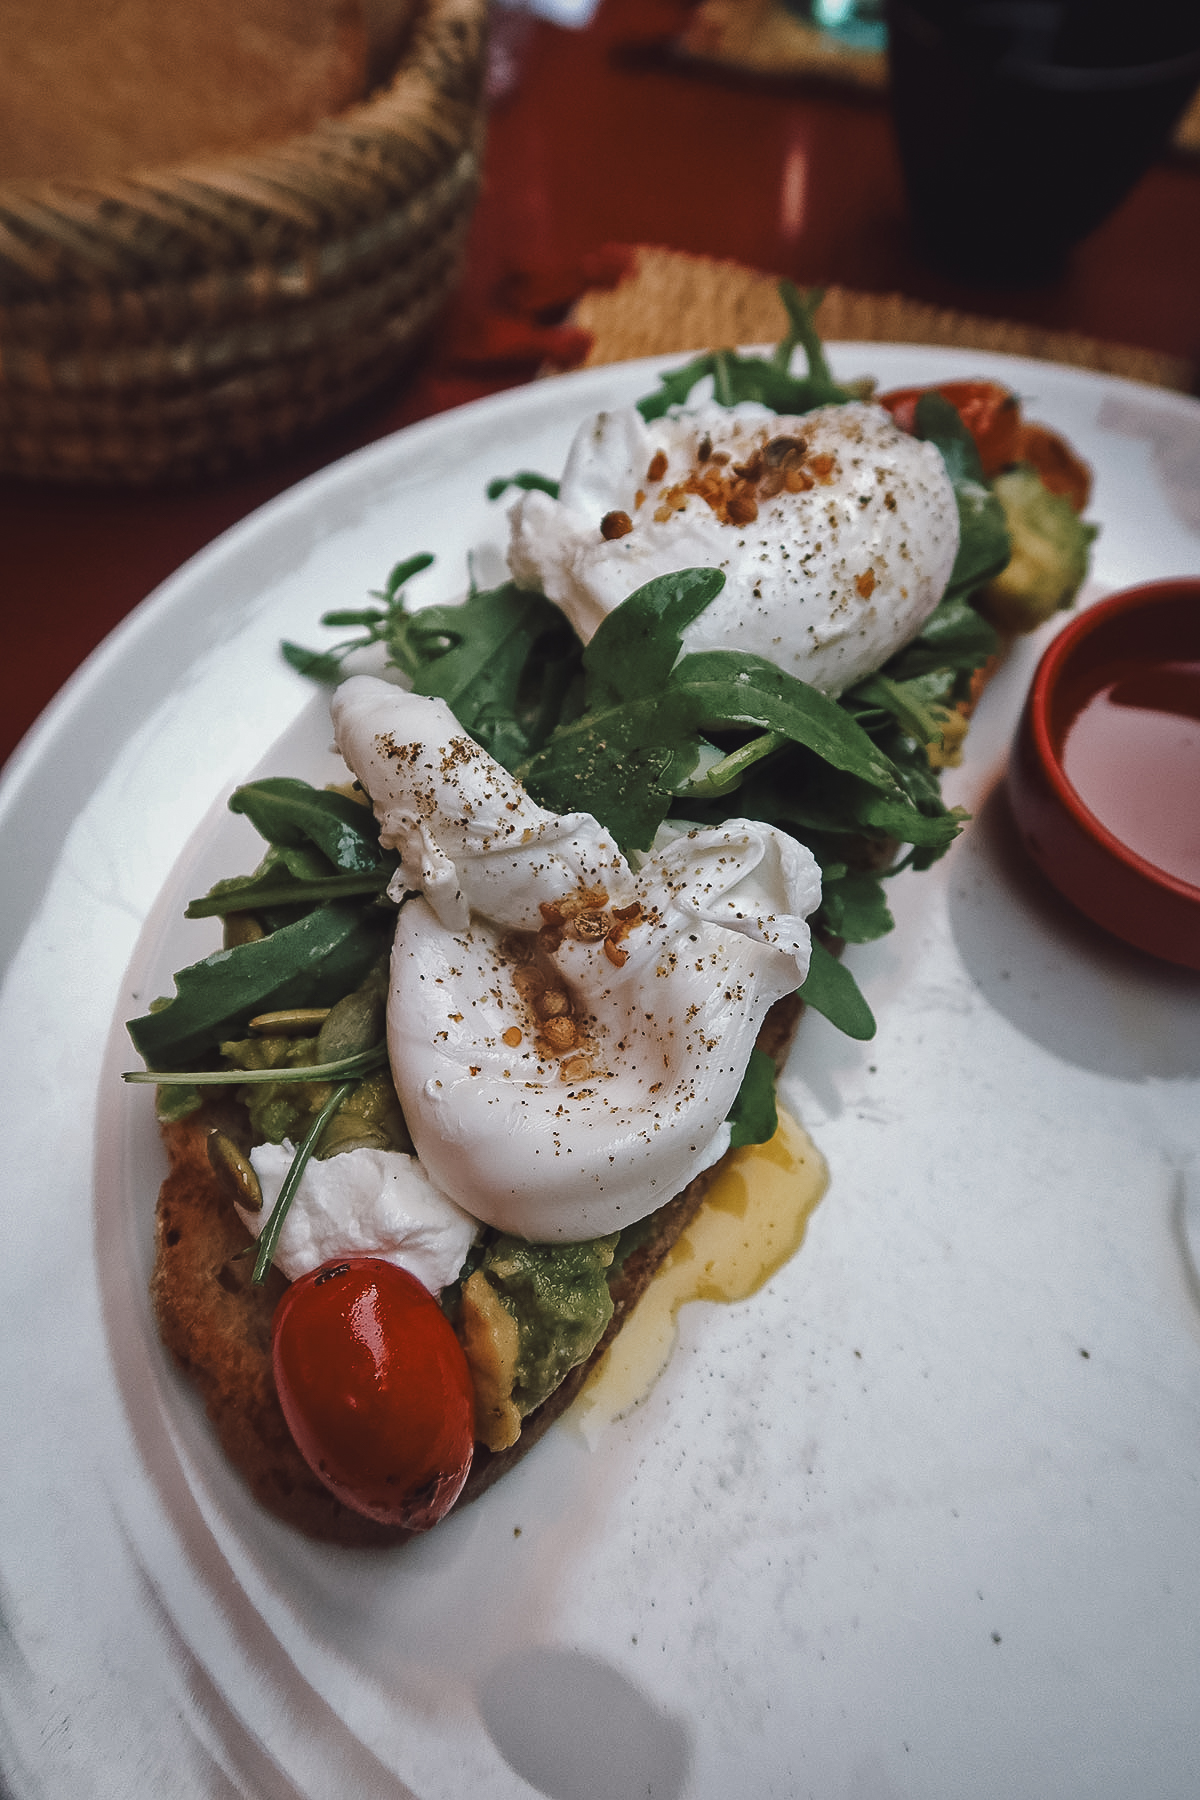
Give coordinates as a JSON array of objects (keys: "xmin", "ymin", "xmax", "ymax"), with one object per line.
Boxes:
[
  {"xmin": 241, "ymin": 1141, "xmax": 477, "ymax": 1290},
  {"xmin": 508, "ymin": 400, "xmax": 960, "ymax": 695}
]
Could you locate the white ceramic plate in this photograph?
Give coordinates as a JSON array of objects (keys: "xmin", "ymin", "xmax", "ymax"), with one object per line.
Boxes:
[{"xmin": 2, "ymin": 349, "xmax": 1199, "ymax": 1800}]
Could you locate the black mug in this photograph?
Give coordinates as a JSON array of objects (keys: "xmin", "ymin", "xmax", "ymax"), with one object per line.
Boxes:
[{"xmin": 886, "ymin": 0, "xmax": 1200, "ymax": 280}]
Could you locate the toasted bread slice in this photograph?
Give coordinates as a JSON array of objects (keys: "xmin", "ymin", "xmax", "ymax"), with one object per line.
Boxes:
[{"xmin": 150, "ymin": 992, "xmax": 803, "ymax": 1546}]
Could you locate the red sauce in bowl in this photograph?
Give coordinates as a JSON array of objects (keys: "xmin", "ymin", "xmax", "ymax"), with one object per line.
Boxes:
[
  {"xmin": 1007, "ymin": 578, "xmax": 1200, "ymax": 970},
  {"xmin": 1060, "ymin": 661, "xmax": 1200, "ymax": 887}
]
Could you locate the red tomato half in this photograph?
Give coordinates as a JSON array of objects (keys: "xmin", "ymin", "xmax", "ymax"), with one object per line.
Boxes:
[
  {"xmin": 273, "ymin": 1258, "xmax": 475, "ymax": 1530},
  {"xmin": 877, "ymin": 380, "xmax": 1023, "ymax": 477},
  {"xmin": 1015, "ymin": 421, "xmax": 1093, "ymax": 513}
]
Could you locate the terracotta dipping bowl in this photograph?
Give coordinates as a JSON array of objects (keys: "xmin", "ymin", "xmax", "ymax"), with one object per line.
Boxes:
[{"xmin": 1007, "ymin": 578, "xmax": 1200, "ymax": 970}]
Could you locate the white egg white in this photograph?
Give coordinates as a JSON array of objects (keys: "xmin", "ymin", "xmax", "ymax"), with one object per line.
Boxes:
[
  {"xmin": 508, "ymin": 400, "xmax": 960, "ymax": 695},
  {"xmin": 332, "ymin": 677, "xmax": 822, "ymax": 1242}
]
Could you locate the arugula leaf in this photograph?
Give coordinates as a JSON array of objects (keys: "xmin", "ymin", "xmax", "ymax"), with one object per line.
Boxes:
[
  {"xmin": 185, "ymin": 864, "xmax": 393, "ymax": 920},
  {"xmin": 517, "ymin": 570, "xmax": 726, "ymax": 848},
  {"xmin": 127, "ymin": 903, "xmax": 393, "ymax": 1071},
  {"xmin": 772, "ymin": 281, "xmax": 853, "ymax": 412},
  {"xmin": 816, "ymin": 868, "xmax": 894, "ymax": 944},
  {"xmin": 511, "ymin": 565, "xmax": 952, "ymax": 856},
  {"xmin": 582, "ymin": 566, "xmax": 725, "ymax": 704},
  {"xmin": 758, "ymin": 756, "xmax": 960, "ymax": 852},
  {"xmin": 636, "ymin": 351, "xmax": 719, "ymax": 422},
  {"xmin": 281, "ymin": 554, "xmax": 435, "ymax": 682},
  {"xmin": 639, "ymin": 346, "xmax": 810, "ymax": 421},
  {"xmin": 912, "ymin": 393, "xmax": 1011, "ymax": 602},
  {"xmin": 673, "ymin": 652, "xmax": 909, "ymax": 796},
  {"xmin": 279, "ymin": 644, "xmax": 346, "ymax": 683},
  {"xmin": 637, "ymin": 284, "xmax": 851, "ymax": 422},
  {"xmin": 833, "ymin": 766, "xmax": 961, "ymax": 849},
  {"xmin": 395, "ymin": 582, "xmax": 582, "ymax": 768},
  {"xmin": 844, "ymin": 591, "xmax": 999, "ymax": 758},
  {"xmin": 486, "ymin": 471, "xmax": 560, "ymax": 501},
  {"xmin": 690, "ymin": 684, "xmax": 959, "ymax": 849},
  {"xmin": 521, "ymin": 690, "xmax": 700, "ymax": 853},
  {"xmin": 726, "ymin": 1047, "xmax": 779, "ymax": 1149},
  {"xmin": 848, "ymin": 672, "xmax": 948, "ymax": 748},
  {"xmin": 881, "ymin": 592, "xmax": 999, "ymax": 685},
  {"xmin": 798, "ymin": 938, "xmax": 876, "ymax": 1040},
  {"xmin": 515, "ymin": 568, "xmax": 964, "ymax": 858},
  {"xmin": 382, "ymin": 553, "xmax": 437, "ymax": 599},
  {"xmin": 228, "ymin": 779, "xmax": 384, "ymax": 874}
]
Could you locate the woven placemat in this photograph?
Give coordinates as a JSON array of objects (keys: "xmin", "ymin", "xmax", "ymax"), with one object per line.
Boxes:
[{"xmin": 572, "ymin": 246, "xmax": 1195, "ymax": 392}]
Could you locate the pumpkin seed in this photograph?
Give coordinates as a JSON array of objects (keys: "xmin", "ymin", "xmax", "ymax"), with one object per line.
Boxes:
[
  {"xmin": 207, "ymin": 1130, "xmax": 263, "ymax": 1212},
  {"xmin": 248, "ymin": 1008, "xmax": 330, "ymax": 1036},
  {"xmin": 223, "ymin": 913, "xmax": 265, "ymax": 949},
  {"xmin": 316, "ymin": 983, "xmax": 385, "ymax": 1063}
]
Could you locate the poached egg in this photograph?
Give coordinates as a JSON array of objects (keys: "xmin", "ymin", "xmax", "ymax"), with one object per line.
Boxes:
[
  {"xmin": 508, "ymin": 400, "xmax": 960, "ymax": 695},
  {"xmin": 332, "ymin": 676, "xmax": 822, "ymax": 1242}
]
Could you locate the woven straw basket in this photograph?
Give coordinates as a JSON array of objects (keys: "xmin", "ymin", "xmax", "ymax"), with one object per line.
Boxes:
[{"xmin": 0, "ymin": 0, "xmax": 489, "ymax": 484}]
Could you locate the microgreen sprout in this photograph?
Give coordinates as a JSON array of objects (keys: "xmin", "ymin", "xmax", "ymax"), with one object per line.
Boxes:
[
  {"xmin": 122, "ymin": 1044, "xmax": 389, "ymax": 1087},
  {"xmin": 251, "ymin": 1080, "xmax": 358, "ymax": 1284}
]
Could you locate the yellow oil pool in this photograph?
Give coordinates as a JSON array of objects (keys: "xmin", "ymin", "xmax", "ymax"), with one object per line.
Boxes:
[{"xmin": 575, "ymin": 1109, "xmax": 828, "ymax": 1441}]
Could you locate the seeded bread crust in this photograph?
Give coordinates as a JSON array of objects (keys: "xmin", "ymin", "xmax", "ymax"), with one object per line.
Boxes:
[{"xmin": 150, "ymin": 992, "xmax": 803, "ymax": 1546}]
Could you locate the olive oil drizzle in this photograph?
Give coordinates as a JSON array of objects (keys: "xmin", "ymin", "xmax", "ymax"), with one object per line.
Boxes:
[{"xmin": 575, "ymin": 1109, "xmax": 828, "ymax": 1440}]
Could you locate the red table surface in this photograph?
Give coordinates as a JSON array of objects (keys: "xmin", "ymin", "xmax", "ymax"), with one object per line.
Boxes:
[{"xmin": 3, "ymin": 0, "xmax": 1199, "ymax": 774}]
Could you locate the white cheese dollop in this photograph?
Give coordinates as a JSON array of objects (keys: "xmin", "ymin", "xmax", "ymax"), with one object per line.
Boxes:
[
  {"xmin": 332, "ymin": 676, "xmax": 822, "ymax": 1242},
  {"xmin": 507, "ymin": 400, "xmax": 960, "ymax": 695},
  {"xmin": 241, "ymin": 1142, "xmax": 477, "ymax": 1290}
]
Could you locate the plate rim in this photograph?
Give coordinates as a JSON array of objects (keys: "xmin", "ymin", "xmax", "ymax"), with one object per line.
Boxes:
[{"xmin": 3, "ymin": 342, "xmax": 1200, "ymax": 1800}]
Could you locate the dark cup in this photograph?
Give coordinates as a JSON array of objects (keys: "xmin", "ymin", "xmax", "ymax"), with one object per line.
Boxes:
[{"xmin": 886, "ymin": 0, "xmax": 1200, "ymax": 281}]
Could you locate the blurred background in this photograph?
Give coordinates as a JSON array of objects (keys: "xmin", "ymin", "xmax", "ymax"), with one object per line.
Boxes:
[{"xmin": 3, "ymin": 0, "xmax": 1198, "ymax": 768}]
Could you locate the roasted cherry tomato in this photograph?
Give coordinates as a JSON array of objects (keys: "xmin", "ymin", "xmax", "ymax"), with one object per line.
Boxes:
[
  {"xmin": 272, "ymin": 1257, "xmax": 475, "ymax": 1530},
  {"xmin": 877, "ymin": 380, "xmax": 1023, "ymax": 477},
  {"xmin": 1013, "ymin": 421, "xmax": 1093, "ymax": 514},
  {"xmin": 879, "ymin": 379, "xmax": 1093, "ymax": 511}
]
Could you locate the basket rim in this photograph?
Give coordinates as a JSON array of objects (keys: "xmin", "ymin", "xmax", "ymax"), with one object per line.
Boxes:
[{"xmin": 0, "ymin": 0, "xmax": 490, "ymax": 297}]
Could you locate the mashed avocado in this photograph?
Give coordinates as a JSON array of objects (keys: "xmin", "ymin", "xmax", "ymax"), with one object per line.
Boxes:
[
  {"xmin": 219, "ymin": 1033, "xmax": 409, "ymax": 1155},
  {"xmin": 980, "ymin": 465, "xmax": 1097, "ymax": 633},
  {"xmin": 480, "ymin": 1234, "xmax": 618, "ymax": 1416},
  {"xmin": 219, "ymin": 961, "xmax": 408, "ymax": 1154},
  {"xmin": 454, "ymin": 1233, "xmax": 619, "ymax": 1451}
]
